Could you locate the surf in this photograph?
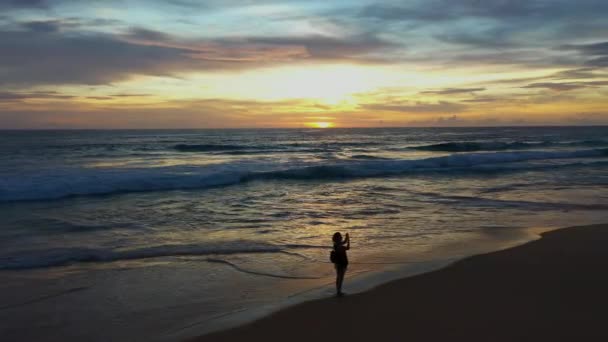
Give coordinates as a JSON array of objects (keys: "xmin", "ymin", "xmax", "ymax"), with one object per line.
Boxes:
[{"xmin": 1, "ymin": 148, "xmax": 606, "ymax": 202}]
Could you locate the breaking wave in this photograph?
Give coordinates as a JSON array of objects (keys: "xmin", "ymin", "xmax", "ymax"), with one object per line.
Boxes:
[
  {"xmin": 1, "ymin": 148, "xmax": 606, "ymax": 202},
  {"xmin": 0, "ymin": 241, "xmax": 323, "ymax": 270},
  {"xmin": 173, "ymin": 141, "xmax": 383, "ymax": 153},
  {"xmin": 174, "ymin": 144, "xmax": 262, "ymax": 152},
  {"xmin": 409, "ymin": 140, "xmax": 608, "ymax": 152}
]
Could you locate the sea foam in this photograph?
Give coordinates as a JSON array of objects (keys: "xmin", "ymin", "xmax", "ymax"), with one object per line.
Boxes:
[{"xmin": 1, "ymin": 148, "xmax": 606, "ymax": 202}]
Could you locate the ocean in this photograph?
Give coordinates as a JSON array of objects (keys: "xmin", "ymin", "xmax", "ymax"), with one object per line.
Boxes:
[{"xmin": 1, "ymin": 127, "xmax": 608, "ymax": 341}]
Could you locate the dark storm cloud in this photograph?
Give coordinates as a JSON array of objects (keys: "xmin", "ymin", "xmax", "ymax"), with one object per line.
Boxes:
[{"xmin": 421, "ymin": 87, "xmax": 485, "ymax": 95}]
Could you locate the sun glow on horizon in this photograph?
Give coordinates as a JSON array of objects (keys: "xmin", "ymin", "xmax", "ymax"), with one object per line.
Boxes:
[
  {"xmin": 186, "ymin": 64, "xmax": 401, "ymax": 104},
  {"xmin": 307, "ymin": 121, "xmax": 334, "ymax": 128}
]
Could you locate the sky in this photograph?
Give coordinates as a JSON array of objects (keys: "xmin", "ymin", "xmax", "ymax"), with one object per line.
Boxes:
[{"xmin": 1, "ymin": 0, "xmax": 607, "ymax": 128}]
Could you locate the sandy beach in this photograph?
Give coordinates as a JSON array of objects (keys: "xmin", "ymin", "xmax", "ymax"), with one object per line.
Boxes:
[{"xmin": 194, "ymin": 224, "xmax": 608, "ymax": 341}]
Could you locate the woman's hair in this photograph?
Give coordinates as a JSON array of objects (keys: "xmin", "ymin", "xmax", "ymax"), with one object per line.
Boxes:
[{"xmin": 332, "ymin": 232, "xmax": 342, "ymax": 245}]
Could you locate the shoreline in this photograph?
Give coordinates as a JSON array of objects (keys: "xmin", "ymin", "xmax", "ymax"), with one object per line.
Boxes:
[
  {"xmin": 167, "ymin": 225, "xmax": 548, "ymax": 340},
  {"xmin": 192, "ymin": 223, "xmax": 608, "ymax": 341}
]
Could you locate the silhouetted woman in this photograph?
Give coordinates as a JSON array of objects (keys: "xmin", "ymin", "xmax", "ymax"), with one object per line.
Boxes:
[{"xmin": 332, "ymin": 232, "xmax": 350, "ymax": 296}]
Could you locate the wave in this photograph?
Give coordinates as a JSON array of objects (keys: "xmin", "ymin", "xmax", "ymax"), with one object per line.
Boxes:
[
  {"xmin": 349, "ymin": 154, "xmax": 391, "ymax": 160},
  {"xmin": 409, "ymin": 140, "xmax": 608, "ymax": 152},
  {"xmin": 0, "ymin": 241, "xmax": 320, "ymax": 270},
  {"xmin": 205, "ymin": 258, "xmax": 322, "ymax": 280},
  {"xmin": 1, "ymin": 148, "xmax": 606, "ymax": 202},
  {"xmin": 174, "ymin": 144, "xmax": 261, "ymax": 152},
  {"xmin": 409, "ymin": 190, "xmax": 608, "ymax": 211},
  {"xmin": 174, "ymin": 141, "xmax": 383, "ymax": 153},
  {"xmin": 284, "ymin": 141, "xmax": 383, "ymax": 148},
  {"xmin": 219, "ymin": 148, "xmax": 329, "ymax": 155},
  {"xmin": 251, "ymin": 148, "xmax": 608, "ymax": 180}
]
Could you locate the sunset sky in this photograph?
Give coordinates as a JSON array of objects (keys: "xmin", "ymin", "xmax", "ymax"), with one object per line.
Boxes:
[{"xmin": 1, "ymin": 0, "xmax": 607, "ymax": 128}]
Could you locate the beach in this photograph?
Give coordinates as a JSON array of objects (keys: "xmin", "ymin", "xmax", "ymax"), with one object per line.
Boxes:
[{"xmin": 195, "ymin": 223, "xmax": 608, "ymax": 341}]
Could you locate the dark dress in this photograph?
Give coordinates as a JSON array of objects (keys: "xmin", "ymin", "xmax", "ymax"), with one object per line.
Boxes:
[{"xmin": 333, "ymin": 243, "xmax": 348, "ymax": 268}]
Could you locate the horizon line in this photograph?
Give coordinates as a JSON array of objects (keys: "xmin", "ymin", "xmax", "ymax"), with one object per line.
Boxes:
[{"xmin": 1, "ymin": 124, "xmax": 608, "ymax": 131}]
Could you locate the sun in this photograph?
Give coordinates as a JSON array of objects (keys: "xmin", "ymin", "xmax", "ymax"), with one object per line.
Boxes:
[{"xmin": 307, "ymin": 121, "xmax": 334, "ymax": 128}]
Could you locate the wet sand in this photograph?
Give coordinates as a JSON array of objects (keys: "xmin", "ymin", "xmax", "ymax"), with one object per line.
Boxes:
[{"xmin": 192, "ymin": 224, "xmax": 608, "ymax": 341}]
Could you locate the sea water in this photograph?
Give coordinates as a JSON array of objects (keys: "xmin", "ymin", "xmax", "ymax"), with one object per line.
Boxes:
[{"xmin": 1, "ymin": 127, "xmax": 607, "ymax": 340}]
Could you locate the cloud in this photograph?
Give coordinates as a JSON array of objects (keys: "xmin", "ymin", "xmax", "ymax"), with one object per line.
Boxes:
[
  {"xmin": 0, "ymin": 28, "xmax": 202, "ymax": 85},
  {"xmin": 0, "ymin": 0, "xmax": 48, "ymax": 9},
  {"xmin": 359, "ymin": 1, "xmax": 608, "ymax": 22},
  {"xmin": 0, "ymin": 22, "xmax": 397, "ymax": 87},
  {"xmin": 421, "ymin": 87, "xmax": 485, "ymax": 95},
  {"xmin": 522, "ymin": 83, "xmax": 583, "ymax": 91},
  {"xmin": 109, "ymin": 93, "xmax": 151, "ymax": 97},
  {"xmin": 243, "ymin": 33, "xmax": 397, "ymax": 61},
  {"xmin": 436, "ymin": 115, "xmax": 463, "ymax": 124},
  {"xmin": 361, "ymin": 101, "xmax": 466, "ymax": 113},
  {"xmin": 479, "ymin": 68, "xmax": 608, "ymax": 88},
  {"xmin": 522, "ymin": 81, "xmax": 608, "ymax": 91},
  {"xmin": 435, "ymin": 28, "xmax": 515, "ymax": 48},
  {"xmin": 354, "ymin": 0, "xmax": 608, "ymax": 68},
  {"xmin": 356, "ymin": 1, "xmax": 545, "ymax": 22},
  {"xmin": 22, "ymin": 20, "xmax": 62, "ymax": 33},
  {"xmin": 462, "ymin": 97, "xmax": 501, "ymax": 103},
  {"xmin": 124, "ymin": 27, "xmax": 173, "ymax": 42},
  {"xmin": 585, "ymin": 56, "xmax": 608, "ymax": 67},
  {"xmin": 563, "ymin": 41, "xmax": 608, "ymax": 56},
  {"xmin": 1, "ymin": 1, "xmax": 607, "ymax": 128},
  {"xmin": 550, "ymin": 68, "xmax": 605, "ymax": 80},
  {"xmin": 560, "ymin": 41, "xmax": 608, "ymax": 67},
  {"xmin": 0, "ymin": 91, "xmax": 76, "ymax": 102},
  {"xmin": 122, "ymin": 27, "xmax": 398, "ymax": 62}
]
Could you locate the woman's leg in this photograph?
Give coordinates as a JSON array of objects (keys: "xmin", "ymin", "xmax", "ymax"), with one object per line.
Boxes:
[
  {"xmin": 336, "ymin": 265, "xmax": 342, "ymax": 293},
  {"xmin": 336, "ymin": 265, "xmax": 346, "ymax": 294}
]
